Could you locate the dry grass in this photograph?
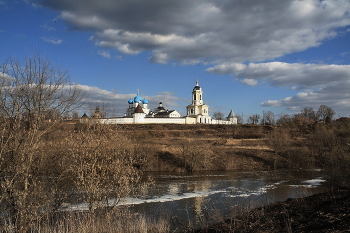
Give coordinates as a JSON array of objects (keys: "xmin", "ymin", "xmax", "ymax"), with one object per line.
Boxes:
[
  {"xmin": 1, "ymin": 121, "xmax": 349, "ymax": 232},
  {"xmin": 2, "ymin": 211, "xmax": 170, "ymax": 233}
]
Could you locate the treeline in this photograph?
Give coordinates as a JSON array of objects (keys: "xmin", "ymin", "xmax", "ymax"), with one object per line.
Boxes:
[
  {"xmin": 257, "ymin": 104, "xmax": 336, "ymax": 125},
  {"xmin": 213, "ymin": 104, "xmax": 339, "ymax": 125}
]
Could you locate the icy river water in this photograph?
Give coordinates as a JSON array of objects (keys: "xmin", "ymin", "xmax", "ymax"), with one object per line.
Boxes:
[
  {"xmin": 126, "ymin": 169, "xmax": 327, "ymax": 225},
  {"xmin": 66, "ymin": 169, "xmax": 327, "ymax": 227}
]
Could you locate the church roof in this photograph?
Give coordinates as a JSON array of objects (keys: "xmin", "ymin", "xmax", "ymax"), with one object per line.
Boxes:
[
  {"xmin": 155, "ymin": 110, "xmax": 172, "ymax": 115},
  {"xmin": 227, "ymin": 110, "xmax": 235, "ymax": 118},
  {"xmin": 81, "ymin": 113, "xmax": 89, "ymax": 118},
  {"xmin": 153, "ymin": 110, "xmax": 178, "ymax": 117},
  {"xmin": 134, "ymin": 104, "xmax": 144, "ymax": 113}
]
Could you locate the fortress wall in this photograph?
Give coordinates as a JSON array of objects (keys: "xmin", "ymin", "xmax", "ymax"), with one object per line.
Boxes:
[
  {"xmin": 86, "ymin": 116, "xmax": 237, "ymax": 125},
  {"xmin": 211, "ymin": 119, "xmax": 237, "ymax": 125},
  {"xmin": 100, "ymin": 118, "xmax": 134, "ymax": 124},
  {"xmin": 143, "ymin": 118, "xmax": 186, "ymax": 124},
  {"xmin": 99, "ymin": 117, "xmax": 186, "ymax": 124}
]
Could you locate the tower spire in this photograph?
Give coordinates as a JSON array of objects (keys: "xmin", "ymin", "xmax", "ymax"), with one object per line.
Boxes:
[{"xmin": 196, "ymin": 79, "xmax": 199, "ymax": 86}]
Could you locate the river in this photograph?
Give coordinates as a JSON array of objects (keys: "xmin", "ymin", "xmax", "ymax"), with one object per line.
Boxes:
[
  {"xmin": 63, "ymin": 169, "xmax": 327, "ymax": 228},
  {"xmin": 125, "ymin": 169, "xmax": 327, "ymax": 227}
]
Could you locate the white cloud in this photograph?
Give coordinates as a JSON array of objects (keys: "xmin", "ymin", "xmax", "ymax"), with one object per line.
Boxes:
[
  {"xmin": 240, "ymin": 79, "xmax": 258, "ymax": 86},
  {"xmin": 41, "ymin": 37, "xmax": 62, "ymax": 44},
  {"xmin": 40, "ymin": 23, "xmax": 56, "ymax": 31},
  {"xmin": 207, "ymin": 61, "xmax": 350, "ymax": 116},
  {"xmin": 38, "ymin": 0, "xmax": 350, "ymax": 63},
  {"xmin": 206, "ymin": 63, "xmax": 247, "ymax": 74},
  {"xmin": 149, "ymin": 50, "xmax": 168, "ymax": 64},
  {"xmin": 341, "ymin": 51, "xmax": 350, "ymax": 57},
  {"xmin": 207, "ymin": 62, "xmax": 350, "ymax": 89},
  {"xmin": 0, "ymin": 72, "xmax": 14, "ymax": 82},
  {"xmin": 261, "ymin": 81, "xmax": 350, "ymax": 117},
  {"xmin": 98, "ymin": 50, "xmax": 111, "ymax": 59}
]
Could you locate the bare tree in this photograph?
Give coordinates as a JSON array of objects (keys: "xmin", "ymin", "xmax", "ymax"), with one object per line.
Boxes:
[
  {"xmin": 236, "ymin": 114, "xmax": 244, "ymax": 124},
  {"xmin": 276, "ymin": 114, "xmax": 293, "ymax": 127},
  {"xmin": 0, "ymin": 53, "xmax": 83, "ymax": 232},
  {"xmin": 293, "ymin": 107, "xmax": 317, "ymax": 125},
  {"xmin": 248, "ymin": 114, "xmax": 260, "ymax": 125},
  {"xmin": 0, "ymin": 53, "xmax": 82, "ymax": 127},
  {"xmin": 212, "ymin": 111, "xmax": 224, "ymax": 120},
  {"xmin": 317, "ymin": 105, "xmax": 335, "ymax": 123},
  {"xmin": 300, "ymin": 107, "xmax": 316, "ymax": 121},
  {"xmin": 261, "ymin": 111, "xmax": 275, "ymax": 125},
  {"xmin": 0, "ymin": 54, "xmax": 146, "ymax": 232},
  {"xmin": 69, "ymin": 126, "xmax": 143, "ymax": 212}
]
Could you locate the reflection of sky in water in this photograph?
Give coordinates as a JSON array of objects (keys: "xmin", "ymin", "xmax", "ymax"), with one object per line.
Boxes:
[{"xmin": 60, "ymin": 170, "xmax": 327, "ymax": 213}]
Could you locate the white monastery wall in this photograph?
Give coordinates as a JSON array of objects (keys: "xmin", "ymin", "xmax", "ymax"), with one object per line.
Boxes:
[
  {"xmin": 84, "ymin": 81, "xmax": 238, "ymax": 125},
  {"xmin": 100, "ymin": 118, "xmax": 133, "ymax": 124}
]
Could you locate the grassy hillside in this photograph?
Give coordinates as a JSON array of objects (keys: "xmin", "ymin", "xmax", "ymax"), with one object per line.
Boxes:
[{"xmin": 95, "ymin": 122, "xmax": 349, "ymax": 180}]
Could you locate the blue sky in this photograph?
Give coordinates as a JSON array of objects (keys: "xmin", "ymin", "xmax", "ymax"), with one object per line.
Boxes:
[{"xmin": 1, "ymin": 0, "xmax": 350, "ymax": 120}]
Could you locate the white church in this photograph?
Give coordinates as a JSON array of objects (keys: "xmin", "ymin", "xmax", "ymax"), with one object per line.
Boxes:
[{"xmin": 87, "ymin": 81, "xmax": 237, "ymax": 125}]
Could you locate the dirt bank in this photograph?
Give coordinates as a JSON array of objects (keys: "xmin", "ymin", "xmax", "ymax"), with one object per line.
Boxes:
[{"xmin": 191, "ymin": 187, "xmax": 350, "ymax": 232}]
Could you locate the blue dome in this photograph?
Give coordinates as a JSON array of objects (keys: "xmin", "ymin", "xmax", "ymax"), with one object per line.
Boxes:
[
  {"xmin": 142, "ymin": 98, "xmax": 149, "ymax": 104},
  {"xmin": 134, "ymin": 94, "xmax": 142, "ymax": 103},
  {"xmin": 128, "ymin": 98, "xmax": 134, "ymax": 104}
]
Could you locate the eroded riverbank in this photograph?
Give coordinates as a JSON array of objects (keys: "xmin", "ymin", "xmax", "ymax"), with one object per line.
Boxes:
[{"xmin": 191, "ymin": 187, "xmax": 350, "ymax": 232}]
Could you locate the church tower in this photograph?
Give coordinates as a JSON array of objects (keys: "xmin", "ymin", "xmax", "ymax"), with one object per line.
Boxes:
[
  {"xmin": 186, "ymin": 80, "xmax": 210, "ymax": 123},
  {"xmin": 192, "ymin": 80, "xmax": 203, "ymax": 106}
]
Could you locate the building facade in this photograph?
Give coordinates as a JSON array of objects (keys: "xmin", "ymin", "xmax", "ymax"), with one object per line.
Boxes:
[{"xmin": 87, "ymin": 81, "xmax": 237, "ymax": 125}]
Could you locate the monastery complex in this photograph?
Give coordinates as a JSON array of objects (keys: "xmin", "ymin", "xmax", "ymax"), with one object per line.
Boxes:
[{"xmin": 85, "ymin": 81, "xmax": 237, "ymax": 125}]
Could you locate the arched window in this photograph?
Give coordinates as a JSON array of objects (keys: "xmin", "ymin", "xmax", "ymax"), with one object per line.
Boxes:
[
  {"xmin": 200, "ymin": 95, "xmax": 202, "ymax": 100},
  {"xmin": 193, "ymin": 94, "xmax": 196, "ymax": 100}
]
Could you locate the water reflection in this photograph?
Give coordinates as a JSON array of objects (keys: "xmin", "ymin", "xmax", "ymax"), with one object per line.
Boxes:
[
  {"xmin": 62, "ymin": 169, "xmax": 327, "ymax": 226},
  {"xmin": 126, "ymin": 169, "xmax": 327, "ymax": 226}
]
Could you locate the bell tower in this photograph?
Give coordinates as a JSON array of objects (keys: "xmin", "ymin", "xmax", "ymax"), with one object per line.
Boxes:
[
  {"xmin": 192, "ymin": 80, "xmax": 203, "ymax": 106},
  {"xmin": 186, "ymin": 80, "xmax": 209, "ymax": 119}
]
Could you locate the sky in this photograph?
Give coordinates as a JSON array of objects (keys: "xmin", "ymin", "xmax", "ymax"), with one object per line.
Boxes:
[{"xmin": 1, "ymin": 0, "xmax": 350, "ymax": 120}]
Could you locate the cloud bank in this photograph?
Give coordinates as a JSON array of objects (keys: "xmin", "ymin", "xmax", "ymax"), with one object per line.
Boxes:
[
  {"xmin": 37, "ymin": 0, "xmax": 350, "ymax": 64},
  {"xmin": 206, "ymin": 62, "xmax": 350, "ymax": 116},
  {"xmin": 35, "ymin": 0, "xmax": 350, "ymax": 116}
]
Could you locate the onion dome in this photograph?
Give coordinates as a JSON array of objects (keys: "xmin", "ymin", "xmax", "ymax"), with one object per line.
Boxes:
[
  {"xmin": 193, "ymin": 86, "xmax": 201, "ymax": 91},
  {"xmin": 193, "ymin": 80, "xmax": 201, "ymax": 91},
  {"xmin": 142, "ymin": 98, "xmax": 149, "ymax": 104},
  {"xmin": 134, "ymin": 94, "xmax": 142, "ymax": 103},
  {"xmin": 128, "ymin": 98, "xmax": 134, "ymax": 104}
]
